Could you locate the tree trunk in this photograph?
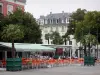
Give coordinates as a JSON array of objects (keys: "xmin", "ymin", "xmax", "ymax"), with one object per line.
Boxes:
[
  {"xmin": 48, "ymin": 39, "xmax": 49, "ymax": 44},
  {"xmin": 12, "ymin": 40, "xmax": 15, "ymax": 58},
  {"xmin": 65, "ymin": 39, "xmax": 66, "ymax": 45},
  {"xmin": 88, "ymin": 43, "xmax": 91, "ymax": 56},
  {"xmin": 84, "ymin": 45, "xmax": 87, "ymax": 56}
]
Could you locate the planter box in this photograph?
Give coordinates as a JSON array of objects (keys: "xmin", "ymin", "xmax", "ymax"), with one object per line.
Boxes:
[
  {"xmin": 6, "ymin": 58, "xmax": 22, "ymax": 71},
  {"xmin": 84, "ymin": 56, "xmax": 95, "ymax": 66}
]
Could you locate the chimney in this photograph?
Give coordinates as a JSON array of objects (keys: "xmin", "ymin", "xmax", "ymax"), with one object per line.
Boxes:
[
  {"xmin": 50, "ymin": 12, "xmax": 52, "ymax": 15},
  {"xmin": 62, "ymin": 11, "xmax": 64, "ymax": 15}
]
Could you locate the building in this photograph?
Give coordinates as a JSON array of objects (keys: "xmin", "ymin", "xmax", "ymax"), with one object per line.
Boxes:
[
  {"xmin": 0, "ymin": 0, "xmax": 26, "ymax": 16},
  {"xmin": 37, "ymin": 11, "xmax": 71, "ymax": 44},
  {"xmin": 37, "ymin": 11, "xmax": 74, "ymax": 45},
  {"xmin": 37, "ymin": 11, "xmax": 78, "ymax": 57},
  {"xmin": 37, "ymin": 11, "xmax": 70, "ymax": 25}
]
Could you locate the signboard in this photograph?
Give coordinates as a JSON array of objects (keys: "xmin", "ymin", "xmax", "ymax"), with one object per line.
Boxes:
[{"xmin": 56, "ymin": 48, "xmax": 63, "ymax": 55}]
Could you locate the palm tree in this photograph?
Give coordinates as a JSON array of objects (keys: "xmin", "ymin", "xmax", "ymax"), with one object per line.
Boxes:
[
  {"xmin": 50, "ymin": 31, "xmax": 63, "ymax": 45},
  {"xmin": 80, "ymin": 34, "xmax": 97, "ymax": 56},
  {"xmin": 62, "ymin": 33, "xmax": 70, "ymax": 45},
  {"xmin": 1, "ymin": 24, "xmax": 24, "ymax": 58},
  {"xmin": 45, "ymin": 33, "xmax": 51, "ymax": 44}
]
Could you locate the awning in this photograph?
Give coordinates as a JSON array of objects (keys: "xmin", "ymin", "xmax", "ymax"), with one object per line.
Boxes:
[{"xmin": 0, "ymin": 42, "xmax": 56, "ymax": 52}]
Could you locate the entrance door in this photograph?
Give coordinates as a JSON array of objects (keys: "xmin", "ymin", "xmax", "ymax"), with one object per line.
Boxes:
[{"xmin": 0, "ymin": 51, "xmax": 3, "ymax": 60}]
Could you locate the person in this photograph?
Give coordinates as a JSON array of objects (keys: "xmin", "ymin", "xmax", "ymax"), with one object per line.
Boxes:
[{"xmin": 94, "ymin": 57, "xmax": 97, "ymax": 62}]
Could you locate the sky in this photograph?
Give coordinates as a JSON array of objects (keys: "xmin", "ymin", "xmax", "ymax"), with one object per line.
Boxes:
[{"xmin": 25, "ymin": 0, "xmax": 100, "ymax": 18}]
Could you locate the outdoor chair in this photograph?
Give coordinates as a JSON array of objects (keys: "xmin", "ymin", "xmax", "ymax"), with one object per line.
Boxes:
[{"xmin": 0, "ymin": 60, "xmax": 3, "ymax": 68}]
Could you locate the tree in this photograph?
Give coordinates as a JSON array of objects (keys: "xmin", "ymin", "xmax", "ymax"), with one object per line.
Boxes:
[
  {"xmin": 75, "ymin": 11, "xmax": 100, "ymax": 43},
  {"xmin": 0, "ymin": 13, "xmax": 5, "ymax": 33},
  {"xmin": 51, "ymin": 32, "xmax": 63, "ymax": 45},
  {"xmin": 83, "ymin": 11, "xmax": 100, "ymax": 43},
  {"xmin": 1, "ymin": 24, "xmax": 24, "ymax": 58},
  {"xmin": 75, "ymin": 11, "xmax": 100, "ymax": 56},
  {"xmin": 67, "ymin": 8, "xmax": 87, "ymax": 35},
  {"xmin": 0, "ymin": 13, "xmax": 5, "ymax": 41},
  {"xmin": 45, "ymin": 33, "xmax": 51, "ymax": 44},
  {"xmin": 80, "ymin": 34, "xmax": 97, "ymax": 56},
  {"xmin": 62, "ymin": 33, "xmax": 70, "ymax": 45},
  {"xmin": 0, "ymin": 9, "xmax": 41, "ymax": 43}
]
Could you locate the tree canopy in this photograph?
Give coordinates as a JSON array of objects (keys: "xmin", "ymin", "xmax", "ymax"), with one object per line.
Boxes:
[
  {"xmin": 45, "ymin": 33, "xmax": 51, "ymax": 44},
  {"xmin": 62, "ymin": 32, "xmax": 70, "ymax": 45},
  {"xmin": 67, "ymin": 8, "xmax": 87, "ymax": 35},
  {"xmin": 0, "ymin": 9, "xmax": 42, "ymax": 43},
  {"xmin": 75, "ymin": 11, "xmax": 100, "ymax": 43},
  {"xmin": 1, "ymin": 24, "xmax": 24, "ymax": 57},
  {"xmin": 1, "ymin": 24, "xmax": 24, "ymax": 41},
  {"xmin": 51, "ymin": 32, "xmax": 63, "ymax": 45}
]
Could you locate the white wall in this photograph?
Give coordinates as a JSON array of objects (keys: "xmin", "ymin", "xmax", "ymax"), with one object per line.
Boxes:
[{"xmin": 40, "ymin": 25, "xmax": 70, "ymax": 45}]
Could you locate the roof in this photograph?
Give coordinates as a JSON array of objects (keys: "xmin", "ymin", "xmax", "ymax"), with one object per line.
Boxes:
[
  {"xmin": 40, "ymin": 23, "xmax": 69, "ymax": 27},
  {"xmin": 39, "ymin": 12, "xmax": 71, "ymax": 19},
  {"xmin": 0, "ymin": 42, "xmax": 56, "ymax": 52},
  {"xmin": 46, "ymin": 13, "xmax": 70, "ymax": 19}
]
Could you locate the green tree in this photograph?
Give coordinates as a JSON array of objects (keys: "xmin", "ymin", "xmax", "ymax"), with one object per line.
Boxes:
[
  {"xmin": 80, "ymin": 34, "xmax": 97, "ymax": 56},
  {"xmin": 1, "ymin": 24, "xmax": 24, "ymax": 58},
  {"xmin": 67, "ymin": 8, "xmax": 87, "ymax": 35},
  {"xmin": 83, "ymin": 11, "xmax": 100, "ymax": 43},
  {"xmin": 45, "ymin": 33, "xmax": 51, "ymax": 44},
  {"xmin": 0, "ymin": 9, "xmax": 41, "ymax": 43},
  {"xmin": 51, "ymin": 32, "xmax": 63, "ymax": 45},
  {"xmin": 0, "ymin": 13, "xmax": 4, "ymax": 41},
  {"xmin": 62, "ymin": 33, "xmax": 70, "ymax": 45},
  {"xmin": 75, "ymin": 11, "xmax": 100, "ymax": 56}
]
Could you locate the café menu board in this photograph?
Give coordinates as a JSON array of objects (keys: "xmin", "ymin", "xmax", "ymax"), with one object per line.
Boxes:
[{"xmin": 15, "ymin": 0, "xmax": 26, "ymax": 3}]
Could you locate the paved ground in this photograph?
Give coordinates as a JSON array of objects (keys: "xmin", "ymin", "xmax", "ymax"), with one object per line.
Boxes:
[{"xmin": 0, "ymin": 65, "xmax": 100, "ymax": 75}]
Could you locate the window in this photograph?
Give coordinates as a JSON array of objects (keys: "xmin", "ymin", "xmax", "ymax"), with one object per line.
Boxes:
[
  {"xmin": 45, "ymin": 19, "xmax": 47, "ymax": 24},
  {"xmin": 40, "ymin": 20, "xmax": 44, "ymax": 25},
  {"xmin": 53, "ymin": 18, "xmax": 56, "ymax": 24},
  {"xmin": 0, "ymin": 4, "xmax": 2, "ymax": 13},
  {"xmin": 62, "ymin": 20, "xmax": 64, "ymax": 23},
  {"xmin": 17, "ymin": 6, "xmax": 22, "ymax": 10},
  {"xmin": 7, "ymin": 5, "xmax": 13, "ymax": 14},
  {"xmin": 67, "ymin": 18, "xmax": 69, "ymax": 22},
  {"xmin": 69, "ymin": 41, "xmax": 72, "ymax": 45},
  {"xmin": 48, "ymin": 19, "xmax": 50, "ymax": 24},
  {"xmin": 64, "ymin": 17, "xmax": 66, "ymax": 23},
  {"xmin": 59, "ymin": 18, "xmax": 61, "ymax": 23},
  {"xmin": 56, "ymin": 19, "xmax": 59, "ymax": 24},
  {"xmin": 66, "ymin": 18, "xmax": 69, "ymax": 23},
  {"xmin": 50, "ymin": 19, "xmax": 53, "ymax": 24}
]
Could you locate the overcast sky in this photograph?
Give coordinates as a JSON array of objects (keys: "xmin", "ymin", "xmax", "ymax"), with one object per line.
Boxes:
[{"xmin": 25, "ymin": 0, "xmax": 100, "ymax": 18}]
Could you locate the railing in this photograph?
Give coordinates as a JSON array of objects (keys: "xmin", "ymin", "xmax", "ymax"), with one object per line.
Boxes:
[{"xmin": 1, "ymin": 58, "xmax": 100, "ymax": 70}]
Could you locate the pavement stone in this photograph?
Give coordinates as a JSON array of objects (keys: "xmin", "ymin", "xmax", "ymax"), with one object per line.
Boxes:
[{"xmin": 0, "ymin": 65, "xmax": 100, "ymax": 75}]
